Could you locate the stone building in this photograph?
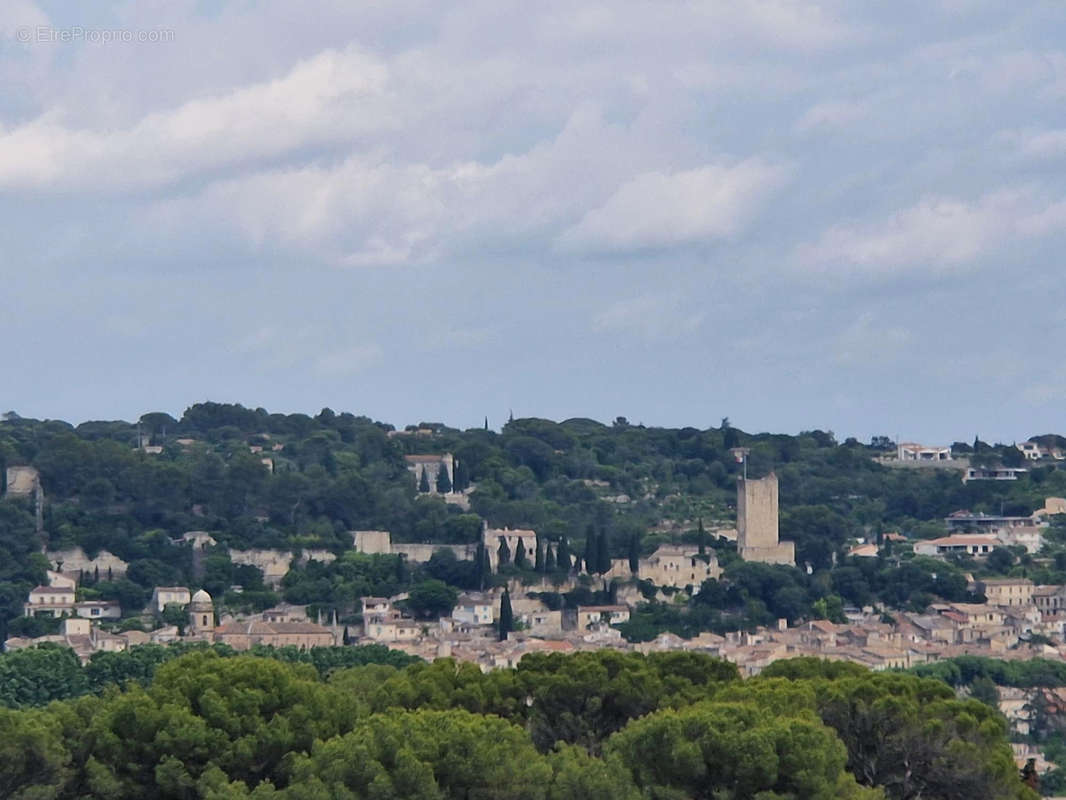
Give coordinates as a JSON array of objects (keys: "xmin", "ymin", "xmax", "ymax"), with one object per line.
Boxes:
[
  {"xmin": 638, "ymin": 545, "xmax": 721, "ymax": 591},
  {"xmin": 187, "ymin": 589, "xmax": 215, "ymax": 634},
  {"xmin": 737, "ymin": 473, "xmax": 795, "ymax": 566},
  {"xmin": 405, "ymin": 453, "xmax": 455, "ymax": 493}
]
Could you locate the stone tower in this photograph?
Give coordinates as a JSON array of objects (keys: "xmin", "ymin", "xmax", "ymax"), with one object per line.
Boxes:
[
  {"xmin": 737, "ymin": 473, "xmax": 795, "ymax": 565},
  {"xmin": 187, "ymin": 589, "xmax": 214, "ymax": 635}
]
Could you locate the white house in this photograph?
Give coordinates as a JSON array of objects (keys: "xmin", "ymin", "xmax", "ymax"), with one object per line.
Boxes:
[
  {"xmin": 453, "ymin": 593, "xmax": 494, "ymax": 626},
  {"xmin": 913, "ymin": 535, "xmax": 1000, "ymax": 558},
  {"xmin": 897, "ymin": 443, "xmax": 952, "ymax": 462}
]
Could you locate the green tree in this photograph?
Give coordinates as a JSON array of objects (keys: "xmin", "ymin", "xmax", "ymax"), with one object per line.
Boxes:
[
  {"xmin": 498, "ymin": 536, "xmax": 512, "ymax": 568},
  {"xmin": 499, "ymin": 588, "xmax": 514, "ymax": 641},
  {"xmin": 514, "ymin": 538, "xmax": 528, "ymax": 569},
  {"xmin": 418, "ymin": 467, "xmax": 430, "ymax": 493},
  {"xmin": 405, "ymin": 580, "xmax": 458, "ymax": 619},
  {"xmin": 436, "ymin": 464, "xmax": 452, "ymax": 494}
]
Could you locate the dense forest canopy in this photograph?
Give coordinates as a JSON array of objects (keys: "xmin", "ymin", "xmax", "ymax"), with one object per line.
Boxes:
[
  {"xmin": 3, "ymin": 403, "xmax": 1065, "ymax": 637},
  {"xmin": 0, "ymin": 648, "xmax": 1037, "ymax": 800}
]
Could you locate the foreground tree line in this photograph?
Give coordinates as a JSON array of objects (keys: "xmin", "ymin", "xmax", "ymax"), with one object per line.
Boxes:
[{"xmin": 0, "ymin": 649, "xmax": 1034, "ymax": 800}]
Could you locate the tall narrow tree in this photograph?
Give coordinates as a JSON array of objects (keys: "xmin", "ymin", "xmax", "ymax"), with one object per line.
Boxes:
[
  {"xmin": 497, "ymin": 536, "xmax": 511, "ymax": 568},
  {"xmin": 697, "ymin": 517, "xmax": 707, "ymax": 556},
  {"xmin": 545, "ymin": 543, "xmax": 557, "ymax": 572},
  {"xmin": 436, "ymin": 463, "xmax": 452, "ymax": 494},
  {"xmin": 557, "ymin": 538, "xmax": 571, "ymax": 572},
  {"xmin": 583, "ymin": 525, "xmax": 596, "ymax": 574},
  {"xmin": 418, "ymin": 467, "xmax": 431, "ymax": 493},
  {"xmin": 628, "ymin": 533, "xmax": 640, "ymax": 574},
  {"xmin": 535, "ymin": 537, "xmax": 544, "ymax": 571},
  {"xmin": 514, "ymin": 538, "xmax": 527, "ymax": 569},
  {"xmin": 596, "ymin": 529, "xmax": 610, "ymax": 575},
  {"xmin": 498, "ymin": 588, "xmax": 514, "ymax": 641}
]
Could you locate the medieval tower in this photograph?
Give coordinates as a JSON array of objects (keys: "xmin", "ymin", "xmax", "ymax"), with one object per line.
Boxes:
[{"xmin": 737, "ymin": 472, "xmax": 795, "ymax": 566}]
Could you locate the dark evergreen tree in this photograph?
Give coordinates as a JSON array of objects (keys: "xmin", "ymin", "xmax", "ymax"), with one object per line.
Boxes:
[
  {"xmin": 483, "ymin": 416, "xmax": 489, "ymax": 430},
  {"xmin": 697, "ymin": 517, "xmax": 706, "ymax": 556},
  {"xmin": 583, "ymin": 526, "xmax": 596, "ymax": 574},
  {"xmin": 535, "ymin": 537, "xmax": 544, "ymax": 571},
  {"xmin": 453, "ymin": 459, "xmax": 469, "ymax": 492},
  {"xmin": 498, "ymin": 588, "xmax": 513, "ymax": 641},
  {"xmin": 514, "ymin": 539, "xmax": 527, "ymax": 569},
  {"xmin": 474, "ymin": 543, "xmax": 489, "ymax": 589},
  {"xmin": 436, "ymin": 464, "xmax": 452, "ymax": 494},
  {"xmin": 342, "ymin": 626, "xmax": 351, "ymax": 645},
  {"xmin": 545, "ymin": 543, "xmax": 557, "ymax": 571},
  {"xmin": 557, "ymin": 538, "xmax": 571, "ymax": 572},
  {"xmin": 395, "ymin": 554, "xmax": 408, "ymax": 583},
  {"xmin": 596, "ymin": 530, "xmax": 610, "ymax": 575},
  {"xmin": 628, "ymin": 533, "xmax": 640, "ymax": 574},
  {"xmin": 418, "ymin": 467, "xmax": 431, "ymax": 493},
  {"xmin": 497, "ymin": 536, "xmax": 511, "ymax": 568}
]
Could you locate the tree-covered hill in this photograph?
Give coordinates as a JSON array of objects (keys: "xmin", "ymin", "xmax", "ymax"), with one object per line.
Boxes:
[{"xmin": 3, "ymin": 403, "xmax": 1065, "ymax": 633}]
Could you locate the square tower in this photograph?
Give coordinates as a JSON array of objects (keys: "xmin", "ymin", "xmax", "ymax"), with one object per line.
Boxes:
[{"xmin": 737, "ymin": 473, "xmax": 795, "ymax": 566}]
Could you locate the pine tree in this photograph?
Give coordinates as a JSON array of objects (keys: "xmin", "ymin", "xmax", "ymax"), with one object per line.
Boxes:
[
  {"xmin": 628, "ymin": 533, "xmax": 640, "ymax": 574},
  {"xmin": 557, "ymin": 538, "xmax": 571, "ymax": 572},
  {"xmin": 343, "ymin": 626, "xmax": 351, "ymax": 645},
  {"xmin": 93, "ymin": 566, "xmax": 100, "ymax": 585},
  {"xmin": 497, "ymin": 536, "xmax": 511, "ymax": 568},
  {"xmin": 498, "ymin": 588, "xmax": 514, "ymax": 641},
  {"xmin": 545, "ymin": 543, "xmax": 557, "ymax": 571},
  {"xmin": 418, "ymin": 467, "xmax": 431, "ymax": 493},
  {"xmin": 698, "ymin": 517, "xmax": 707, "ymax": 556},
  {"xmin": 514, "ymin": 539, "xmax": 527, "ymax": 569},
  {"xmin": 535, "ymin": 537, "xmax": 544, "ymax": 571},
  {"xmin": 436, "ymin": 463, "xmax": 452, "ymax": 494},
  {"xmin": 107, "ymin": 566, "xmax": 113, "ymax": 581},
  {"xmin": 484, "ymin": 416, "xmax": 489, "ymax": 431}
]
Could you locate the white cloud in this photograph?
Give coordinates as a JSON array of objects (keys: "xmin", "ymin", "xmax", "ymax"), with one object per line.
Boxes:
[
  {"xmin": 794, "ymin": 100, "xmax": 869, "ymax": 133},
  {"xmin": 796, "ymin": 189, "xmax": 1066, "ymax": 275},
  {"xmin": 0, "ymin": 45, "xmax": 391, "ymax": 192},
  {"xmin": 557, "ymin": 160, "xmax": 790, "ymax": 253}
]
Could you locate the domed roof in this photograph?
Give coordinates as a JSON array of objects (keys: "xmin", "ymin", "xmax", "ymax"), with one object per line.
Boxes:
[{"xmin": 191, "ymin": 589, "xmax": 212, "ymax": 604}]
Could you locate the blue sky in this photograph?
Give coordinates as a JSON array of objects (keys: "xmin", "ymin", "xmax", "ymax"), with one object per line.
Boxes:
[{"xmin": 2, "ymin": 1, "xmax": 1065, "ymax": 442}]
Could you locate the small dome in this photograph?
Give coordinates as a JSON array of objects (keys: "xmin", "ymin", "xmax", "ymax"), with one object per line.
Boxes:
[{"xmin": 191, "ymin": 589, "xmax": 212, "ymax": 604}]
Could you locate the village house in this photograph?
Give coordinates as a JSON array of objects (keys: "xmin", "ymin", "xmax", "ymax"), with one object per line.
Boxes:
[
  {"xmin": 638, "ymin": 544, "xmax": 721, "ymax": 591},
  {"xmin": 151, "ymin": 586, "xmax": 191, "ymax": 613},
  {"xmin": 913, "ymin": 535, "xmax": 1000, "ymax": 558},
  {"xmin": 897, "ymin": 443, "xmax": 952, "ymax": 462},
  {"xmin": 212, "ymin": 619, "xmax": 336, "ymax": 650},
  {"xmin": 23, "ymin": 585, "xmax": 76, "ymax": 616},
  {"xmin": 452, "ymin": 593, "xmax": 494, "ymax": 626},
  {"xmin": 978, "ymin": 578, "xmax": 1034, "ymax": 607},
  {"xmin": 575, "ymin": 605, "xmax": 630, "ymax": 630}
]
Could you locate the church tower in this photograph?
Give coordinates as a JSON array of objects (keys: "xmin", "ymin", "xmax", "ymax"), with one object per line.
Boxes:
[{"xmin": 188, "ymin": 589, "xmax": 214, "ymax": 635}]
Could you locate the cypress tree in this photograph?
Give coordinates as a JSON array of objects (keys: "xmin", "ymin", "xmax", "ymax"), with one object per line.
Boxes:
[
  {"xmin": 497, "ymin": 536, "xmax": 511, "ymax": 568},
  {"xmin": 395, "ymin": 554, "xmax": 408, "ymax": 583},
  {"xmin": 453, "ymin": 459, "xmax": 469, "ymax": 492},
  {"xmin": 498, "ymin": 588, "xmax": 513, "ymax": 641},
  {"xmin": 557, "ymin": 538, "xmax": 571, "ymax": 572},
  {"xmin": 698, "ymin": 517, "xmax": 707, "ymax": 556},
  {"xmin": 583, "ymin": 526, "xmax": 596, "ymax": 574},
  {"xmin": 474, "ymin": 543, "xmax": 488, "ymax": 589},
  {"xmin": 342, "ymin": 626, "xmax": 351, "ymax": 645},
  {"xmin": 514, "ymin": 538, "xmax": 527, "ymax": 569},
  {"xmin": 418, "ymin": 467, "xmax": 431, "ymax": 493},
  {"xmin": 484, "ymin": 416, "xmax": 489, "ymax": 431},
  {"xmin": 436, "ymin": 464, "xmax": 452, "ymax": 494},
  {"xmin": 535, "ymin": 537, "xmax": 544, "ymax": 571},
  {"xmin": 596, "ymin": 530, "xmax": 610, "ymax": 575},
  {"xmin": 545, "ymin": 543, "xmax": 557, "ymax": 571},
  {"xmin": 93, "ymin": 565, "xmax": 101, "ymax": 585},
  {"xmin": 628, "ymin": 533, "xmax": 640, "ymax": 574}
]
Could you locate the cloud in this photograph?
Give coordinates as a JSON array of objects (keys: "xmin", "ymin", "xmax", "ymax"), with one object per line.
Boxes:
[
  {"xmin": 557, "ymin": 160, "xmax": 790, "ymax": 253},
  {"xmin": 794, "ymin": 100, "xmax": 869, "ymax": 133},
  {"xmin": 0, "ymin": 45, "xmax": 391, "ymax": 192},
  {"xmin": 795, "ymin": 189, "xmax": 1066, "ymax": 275}
]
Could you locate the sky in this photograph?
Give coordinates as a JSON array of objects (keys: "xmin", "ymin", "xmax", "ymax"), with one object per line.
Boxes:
[{"xmin": 1, "ymin": 1, "xmax": 1065, "ymax": 443}]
